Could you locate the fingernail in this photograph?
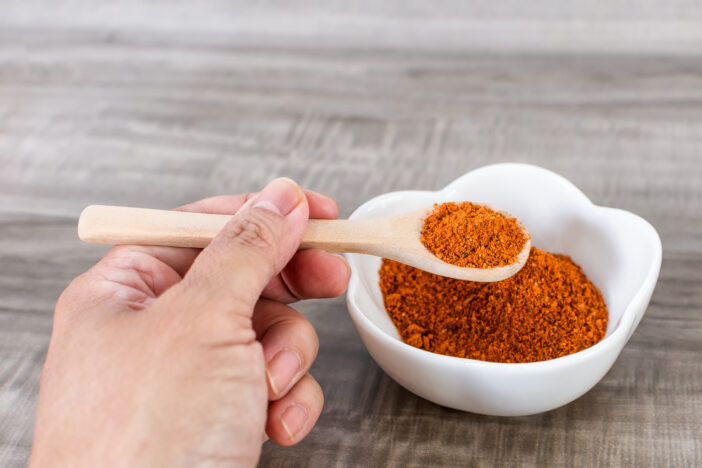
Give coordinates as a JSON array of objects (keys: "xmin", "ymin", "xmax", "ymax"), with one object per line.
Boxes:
[
  {"xmin": 280, "ymin": 404, "xmax": 308, "ymax": 440},
  {"xmin": 254, "ymin": 178, "xmax": 303, "ymax": 216},
  {"xmin": 267, "ymin": 348, "xmax": 301, "ymax": 397}
]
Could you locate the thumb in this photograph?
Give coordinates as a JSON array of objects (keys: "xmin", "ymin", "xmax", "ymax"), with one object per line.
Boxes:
[{"xmin": 171, "ymin": 177, "xmax": 309, "ymax": 317}]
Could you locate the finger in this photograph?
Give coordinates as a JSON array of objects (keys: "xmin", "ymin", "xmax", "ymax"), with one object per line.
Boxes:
[
  {"xmin": 178, "ymin": 189, "xmax": 338, "ymax": 219},
  {"xmin": 176, "ymin": 193, "xmax": 252, "ymax": 215},
  {"xmin": 97, "ymin": 246, "xmax": 185, "ymax": 297},
  {"xmin": 262, "ymin": 249, "xmax": 350, "ymax": 303},
  {"xmin": 252, "ymin": 300, "xmax": 319, "ymax": 400},
  {"xmin": 266, "ymin": 374, "xmax": 324, "ymax": 446},
  {"xmin": 104, "ymin": 245, "xmax": 199, "ymax": 279},
  {"xmin": 58, "ymin": 245, "xmax": 191, "ymax": 315},
  {"xmin": 166, "ymin": 178, "xmax": 309, "ymax": 321},
  {"xmin": 303, "ymin": 190, "xmax": 338, "ymax": 219}
]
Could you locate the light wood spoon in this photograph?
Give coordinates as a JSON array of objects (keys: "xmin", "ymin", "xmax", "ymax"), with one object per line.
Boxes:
[{"xmin": 78, "ymin": 205, "xmax": 531, "ymax": 282}]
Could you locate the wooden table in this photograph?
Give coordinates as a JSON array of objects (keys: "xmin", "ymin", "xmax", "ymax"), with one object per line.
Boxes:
[{"xmin": 2, "ymin": 6, "xmax": 701, "ymax": 466}]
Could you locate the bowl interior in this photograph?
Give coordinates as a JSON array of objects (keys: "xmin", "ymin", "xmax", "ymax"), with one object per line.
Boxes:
[{"xmin": 349, "ymin": 164, "xmax": 659, "ymax": 347}]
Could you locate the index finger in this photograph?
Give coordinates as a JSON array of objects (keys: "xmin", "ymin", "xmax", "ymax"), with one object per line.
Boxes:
[{"xmin": 177, "ymin": 190, "xmax": 339, "ymax": 219}]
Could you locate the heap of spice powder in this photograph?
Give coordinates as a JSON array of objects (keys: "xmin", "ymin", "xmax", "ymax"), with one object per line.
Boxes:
[
  {"xmin": 420, "ymin": 202, "xmax": 529, "ymax": 268},
  {"xmin": 378, "ymin": 248, "xmax": 608, "ymax": 363}
]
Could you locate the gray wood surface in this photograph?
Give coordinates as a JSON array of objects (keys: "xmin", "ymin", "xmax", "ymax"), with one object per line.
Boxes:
[
  {"xmin": 1, "ymin": 8, "xmax": 702, "ymax": 467},
  {"xmin": 3, "ymin": 0, "xmax": 702, "ymax": 54}
]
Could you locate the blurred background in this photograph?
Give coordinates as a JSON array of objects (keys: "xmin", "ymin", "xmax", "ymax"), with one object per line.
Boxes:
[{"xmin": 1, "ymin": 2, "xmax": 701, "ymax": 467}]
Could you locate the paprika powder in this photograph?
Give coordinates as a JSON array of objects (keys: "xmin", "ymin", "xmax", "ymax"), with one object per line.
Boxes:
[
  {"xmin": 379, "ymin": 247, "xmax": 608, "ymax": 363},
  {"xmin": 420, "ymin": 202, "xmax": 528, "ymax": 268}
]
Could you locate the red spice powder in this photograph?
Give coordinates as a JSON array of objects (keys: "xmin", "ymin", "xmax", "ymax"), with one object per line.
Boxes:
[
  {"xmin": 420, "ymin": 202, "xmax": 528, "ymax": 268},
  {"xmin": 379, "ymin": 247, "xmax": 608, "ymax": 363}
]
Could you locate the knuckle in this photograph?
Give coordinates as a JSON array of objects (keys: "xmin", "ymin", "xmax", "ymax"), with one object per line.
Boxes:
[
  {"xmin": 53, "ymin": 289, "xmax": 73, "ymax": 326},
  {"xmin": 297, "ymin": 317, "xmax": 318, "ymax": 346},
  {"xmin": 275, "ymin": 305, "xmax": 317, "ymax": 339},
  {"xmin": 54, "ymin": 274, "xmax": 85, "ymax": 316},
  {"xmin": 282, "ymin": 311, "xmax": 319, "ymax": 362},
  {"xmin": 223, "ymin": 212, "xmax": 280, "ymax": 251}
]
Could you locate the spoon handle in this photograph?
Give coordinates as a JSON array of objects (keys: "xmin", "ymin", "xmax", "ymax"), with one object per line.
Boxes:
[
  {"xmin": 78, "ymin": 205, "xmax": 388, "ymax": 252},
  {"xmin": 79, "ymin": 205, "xmax": 229, "ymax": 248}
]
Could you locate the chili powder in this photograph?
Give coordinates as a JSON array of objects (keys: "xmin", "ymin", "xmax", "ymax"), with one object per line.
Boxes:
[
  {"xmin": 420, "ymin": 202, "xmax": 528, "ymax": 268},
  {"xmin": 379, "ymin": 247, "xmax": 608, "ymax": 363}
]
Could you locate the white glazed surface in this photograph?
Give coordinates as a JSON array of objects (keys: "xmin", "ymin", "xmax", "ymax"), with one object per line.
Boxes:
[{"xmin": 345, "ymin": 163, "xmax": 662, "ymax": 416}]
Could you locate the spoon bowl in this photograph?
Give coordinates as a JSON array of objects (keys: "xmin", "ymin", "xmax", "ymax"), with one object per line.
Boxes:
[{"xmin": 301, "ymin": 207, "xmax": 530, "ymax": 282}]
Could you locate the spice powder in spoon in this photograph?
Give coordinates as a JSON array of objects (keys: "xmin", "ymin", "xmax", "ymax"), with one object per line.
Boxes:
[{"xmin": 420, "ymin": 202, "xmax": 528, "ymax": 268}]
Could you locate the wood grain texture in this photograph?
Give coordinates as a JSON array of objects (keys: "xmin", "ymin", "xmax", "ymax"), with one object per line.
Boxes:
[
  {"xmin": 1, "ymin": 16, "xmax": 702, "ymax": 468},
  {"xmin": 2, "ymin": 1, "xmax": 702, "ymax": 54}
]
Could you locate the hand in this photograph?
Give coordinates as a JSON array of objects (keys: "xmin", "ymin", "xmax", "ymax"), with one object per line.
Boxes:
[{"xmin": 30, "ymin": 178, "xmax": 350, "ymax": 467}]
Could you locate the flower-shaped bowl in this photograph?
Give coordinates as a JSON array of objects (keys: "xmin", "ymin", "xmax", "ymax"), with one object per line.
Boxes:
[{"xmin": 345, "ymin": 163, "xmax": 661, "ymax": 416}]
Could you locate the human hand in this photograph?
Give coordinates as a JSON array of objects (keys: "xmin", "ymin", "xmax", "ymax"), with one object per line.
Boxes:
[{"xmin": 30, "ymin": 178, "xmax": 350, "ymax": 467}]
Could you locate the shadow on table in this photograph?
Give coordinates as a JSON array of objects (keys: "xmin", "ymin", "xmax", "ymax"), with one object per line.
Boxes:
[{"xmin": 260, "ymin": 358, "xmax": 630, "ymax": 467}]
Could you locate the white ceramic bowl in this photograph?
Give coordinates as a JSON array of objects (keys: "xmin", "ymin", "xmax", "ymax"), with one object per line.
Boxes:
[{"xmin": 345, "ymin": 163, "xmax": 662, "ymax": 416}]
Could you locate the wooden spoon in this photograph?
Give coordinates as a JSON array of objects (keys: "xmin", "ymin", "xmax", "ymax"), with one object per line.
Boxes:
[{"xmin": 78, "ymin": 205, "xmax": 531, "ymax": 282}]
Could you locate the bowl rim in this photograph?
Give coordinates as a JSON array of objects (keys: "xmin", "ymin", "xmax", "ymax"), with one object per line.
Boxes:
[{"xmin": 345, "ymin": 162, "xmax": 662, "ymax": 369}]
